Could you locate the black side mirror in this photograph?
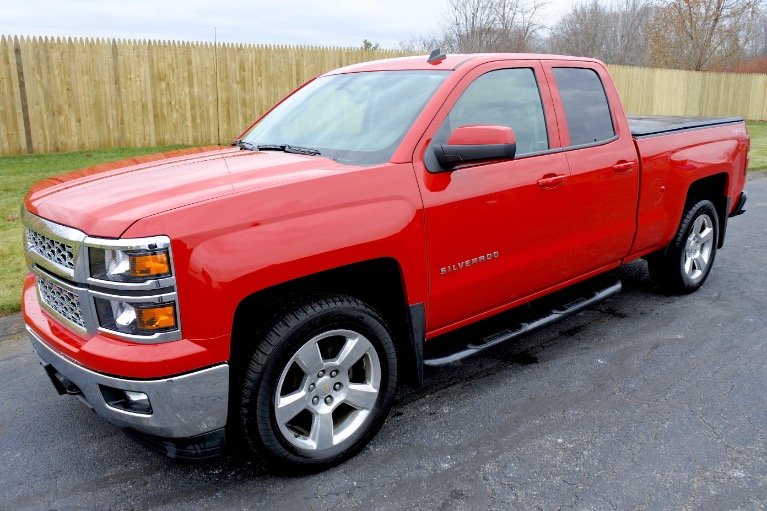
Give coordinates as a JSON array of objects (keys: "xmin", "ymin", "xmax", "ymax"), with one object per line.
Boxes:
[{"xmin": 434, "ymin": 125, "xmax": 517, "ymax": 169}]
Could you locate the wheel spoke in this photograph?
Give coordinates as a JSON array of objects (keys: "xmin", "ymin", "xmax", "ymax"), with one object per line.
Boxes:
[
  {"xmin": 275, "ymin": 390, "xmax": 309, "ymax": 425},
  {"xmin": 344, "ymin": 383, "xmax": 378, "ymax": 411},
  {"xmin": 309, "ymin": 410, "xmax": 335, "ymax": 449},
  {"xmin": 336, "ymin": 336, "xmax": 371, "ymax": 370},
  {"xmin": 699, "ymin": 226, "xmax": 714, "ymax": 245},
  {"xmin": 694, "ymin": 253, "xmax": 708, "ymax": 271},
  {"xmin": 693, "ymin": 216, "xmax": 706, "ymax": 234},
  {"xmin": 294, "ymin": 341, "xmax": 325, "ymax": 375}
]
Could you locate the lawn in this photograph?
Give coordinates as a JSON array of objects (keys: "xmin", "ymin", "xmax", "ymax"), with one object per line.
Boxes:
[
  {"xmin": 0, "ymin": 145, "xmax": 192, "ymax": 316},
  {"xmin": 747, "ymin": 122, "xmax": 767, "ymax": 171},
  {"xmin": 1, "ymin": 123, "xmax": 766, "ymax": 317}
]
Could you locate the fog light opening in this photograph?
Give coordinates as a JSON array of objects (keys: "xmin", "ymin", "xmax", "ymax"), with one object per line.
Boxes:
[{"xmin": 100, "ymin": 386, "xmax": 153, "ymax": 415}]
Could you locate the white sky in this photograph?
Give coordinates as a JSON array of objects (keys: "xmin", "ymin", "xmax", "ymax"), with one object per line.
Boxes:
[{"xmin": 0, "ymin": 0, "xmax": 574, "ymax": 49}]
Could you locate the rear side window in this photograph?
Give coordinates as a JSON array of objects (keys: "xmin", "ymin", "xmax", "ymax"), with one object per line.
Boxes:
[{"xmin": 552, "ymin": 68, "xmax": 615, "ymax": 146}]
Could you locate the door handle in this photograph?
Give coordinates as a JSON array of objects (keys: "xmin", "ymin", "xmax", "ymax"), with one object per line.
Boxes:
[
  {"xmin": 537, "ymin": 174, "xmax": 568, "ymax": 189},
  {"xmin": 613, "ymin": 161, "xmax": 635, "ymax": 173}
]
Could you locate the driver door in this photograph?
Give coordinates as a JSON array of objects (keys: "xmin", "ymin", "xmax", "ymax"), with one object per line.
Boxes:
[{"xmin": 413, "ymin": 61, "xmax": 572, "ymax": 333}]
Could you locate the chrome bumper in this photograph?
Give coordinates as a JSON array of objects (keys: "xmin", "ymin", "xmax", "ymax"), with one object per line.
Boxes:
[{"xmin": 28, "ymin": 326, "xmax": 229, "ymax": 438}]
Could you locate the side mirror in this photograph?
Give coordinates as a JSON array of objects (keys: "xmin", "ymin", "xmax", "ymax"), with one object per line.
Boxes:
[{"xmin": 434, "ymin": 125, "xmax": 517, "ymax": 169}]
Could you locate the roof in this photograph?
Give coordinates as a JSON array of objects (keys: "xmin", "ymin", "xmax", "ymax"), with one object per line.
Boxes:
[{"xmin": 325, "ymin": 53, "xmax": 602, "ymax": 74}]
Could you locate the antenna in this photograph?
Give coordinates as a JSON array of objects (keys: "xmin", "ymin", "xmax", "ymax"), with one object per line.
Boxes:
[{"xmin": 427, "ymin": 48, "xmax": 446, "ymax": 64}]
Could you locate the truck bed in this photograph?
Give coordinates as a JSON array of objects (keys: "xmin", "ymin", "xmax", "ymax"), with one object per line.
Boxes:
[{"xmin": 628, "ymin": 115, "xmax": 743, "ymax": 138}]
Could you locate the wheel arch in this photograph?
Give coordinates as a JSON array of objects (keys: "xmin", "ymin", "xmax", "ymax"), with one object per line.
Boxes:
[
  {"xmin": 684, "ymin": 172, "xmax": 729, "ymax": 248},
  {"xmin": 229, "ymin": 258, "xmax": 422, "ymax": 393}
]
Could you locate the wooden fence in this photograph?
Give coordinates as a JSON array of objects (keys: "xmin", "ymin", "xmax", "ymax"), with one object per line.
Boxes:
[
  {"xmin": 0, "ymin": 36, "xmax": 409, "ymax": 155},
  {"xmin": 609, "ymin": 65, "xmax": 767, "ymax": 121},
  {"xmin": 1, "ymin": 35, "xmax": 766, "ymax": 155}
]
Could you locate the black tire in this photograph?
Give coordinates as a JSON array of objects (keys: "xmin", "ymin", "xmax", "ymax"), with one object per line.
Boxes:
[
  {"xmin": 648, "ymin": 199, "xmax": 719, "ymax": 294},
  {"xmin": 239, "ymin": 294, "xmax": 397, "ymax": 470}
]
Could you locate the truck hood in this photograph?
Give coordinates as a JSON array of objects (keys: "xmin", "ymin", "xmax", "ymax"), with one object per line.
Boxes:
[{"xmin": 25, "ymin": 146, "xmax": 355, "ymax": 237}]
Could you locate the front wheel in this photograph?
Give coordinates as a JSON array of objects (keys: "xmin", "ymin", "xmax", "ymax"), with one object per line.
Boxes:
[
  {"xmin": 239, "ymin": 295, "xmax": 397, "ymax": 470},
  {"xmin": 648, "ymin": 199, "xmax": 719, "ymax": 294}
]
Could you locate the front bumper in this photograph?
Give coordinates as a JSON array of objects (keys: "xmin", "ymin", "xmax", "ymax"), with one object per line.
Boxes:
[{"xmin": 29, "ymin": 326, "xmax": 229, "ymax": 439}]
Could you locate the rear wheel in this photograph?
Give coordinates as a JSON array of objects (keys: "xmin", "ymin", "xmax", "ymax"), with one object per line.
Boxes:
[
  {"xmin": 239, "ymin": 295, "xmax": 397, "ymax": 470},
  {"xmin": 648, "ymin": 199, "xmax": 719, "ymax": 294}
]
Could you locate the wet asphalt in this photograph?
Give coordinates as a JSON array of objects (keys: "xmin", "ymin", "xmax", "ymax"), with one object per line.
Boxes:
[{"xmin": 1, "ymin": 171, "xmax": 766, "ymax": 511}]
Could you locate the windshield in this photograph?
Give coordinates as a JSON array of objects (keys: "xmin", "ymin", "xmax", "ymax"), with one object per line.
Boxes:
[{"xmin": 241, "ymin": 70, "xmax": 450, "ymax": 166}]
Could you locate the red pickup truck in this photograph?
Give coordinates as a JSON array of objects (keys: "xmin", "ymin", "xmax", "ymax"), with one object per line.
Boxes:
[{"xmin": 22, "ymin": 52, "xmax": 749, "ymax": 469}]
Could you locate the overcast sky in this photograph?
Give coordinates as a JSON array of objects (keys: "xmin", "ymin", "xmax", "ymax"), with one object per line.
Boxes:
[{"xmin": 0, "ymin": 0, "xmax": 573, "ymax": 49}]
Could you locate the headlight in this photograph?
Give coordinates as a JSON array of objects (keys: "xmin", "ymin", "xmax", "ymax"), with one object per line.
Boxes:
[
  {"xmin": 94, "ymin": 297, "xmax": 178, "ymax": 336},
  {"xmin": 85, "ymin": 235, "xmax": 180, "ymax": 341},
  {"xmin": 89, "ymin": 247, "xmax": 172, "ymax": 283}
]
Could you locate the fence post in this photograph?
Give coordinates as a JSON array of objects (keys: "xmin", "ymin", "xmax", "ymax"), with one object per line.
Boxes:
[{"xmin": 13, "ymin": 36, "xmax": 33, "ymax": 154}]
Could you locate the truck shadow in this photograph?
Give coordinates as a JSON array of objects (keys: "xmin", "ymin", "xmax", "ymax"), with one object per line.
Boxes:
[{"xmin": 396, "ymin": 259, "xmax": 659, "ymax": 409}]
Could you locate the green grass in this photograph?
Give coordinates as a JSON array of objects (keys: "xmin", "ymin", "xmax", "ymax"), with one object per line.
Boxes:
[
  {"xmin": 747, "ymin": 122, "xmax": 767, "ymax": 171},
  {"xmin": 0, "ymin": 145, "xmax": 192, "ymax": 316}
]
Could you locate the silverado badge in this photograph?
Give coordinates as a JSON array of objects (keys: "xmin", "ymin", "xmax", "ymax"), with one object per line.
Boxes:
[{"xmin": 440, "ymin": 251, "xmax": 500, "ymax": 275}]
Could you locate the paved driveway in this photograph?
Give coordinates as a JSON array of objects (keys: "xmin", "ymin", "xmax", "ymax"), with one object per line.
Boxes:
[{"xmin": 1, "ymin": 172, "xmax": 766, "ymax": 511}]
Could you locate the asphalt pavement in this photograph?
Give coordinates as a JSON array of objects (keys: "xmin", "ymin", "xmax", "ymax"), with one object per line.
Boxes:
[{"xmin": 1, "ymin": 171, "xmax": 766, "ymax": 511}]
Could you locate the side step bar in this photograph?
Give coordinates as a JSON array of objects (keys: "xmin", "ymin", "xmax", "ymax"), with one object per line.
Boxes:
[{"xmin": 424, "ymin": 275, "xmax": 622, "ymax": 366}]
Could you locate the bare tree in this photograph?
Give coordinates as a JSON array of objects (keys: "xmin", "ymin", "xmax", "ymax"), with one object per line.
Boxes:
[
  {"xmin": 612, "ymin": 0, "xmax": 654, "ymax": 65},
  {"xmin": 745, "ymin": 10, "xmax": 767, "ymax": 57},
  {"xmin": 547, "ymin": 0, "xmax": 652, "ymax": 65},
  {"xmin": 442, "ymin": 0, "xmax": 546, "ymax": 52},
  {"xmin": 726, "ymin": 10, "xmax": 767, "ymax": 72},
  {"xmin": 548, "ymin": 0, "xmax": 614, "ymax": 58},
  {"xmin": 399, "ymin": 0, "xmax": 547, "ymax": 54},
  {"xmin": 399, "ymin": 34, "xmax": 447, "ymax": 54},
  {"xmin": 646, "ymin": 0, "xmax": 761, "ymax": 70}
]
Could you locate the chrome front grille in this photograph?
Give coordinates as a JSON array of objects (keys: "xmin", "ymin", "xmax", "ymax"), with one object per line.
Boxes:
[
  {"xmin": 26, "ymin": 229, "xmax": 76, "ymax": 270},
  {"xmin": 37, "ymin": 275, "xmax": 86, "ymax": 329},
  {"xmin": 23, "ymin": 209, "xmax": 181, "ymax": 342}
]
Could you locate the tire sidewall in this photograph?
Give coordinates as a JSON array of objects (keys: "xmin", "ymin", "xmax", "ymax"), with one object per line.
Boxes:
[
  {"xmin": 244, "ymin": 299, "xmax": 397, "ymax": 467},
  {"xmin": 674, "ymin": 200, "xmax": 719, "ymax": 290}
]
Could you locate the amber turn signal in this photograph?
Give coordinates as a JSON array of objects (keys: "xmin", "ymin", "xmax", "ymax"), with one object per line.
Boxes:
[
  {"xmin": 130, "ymin": 252, "xmax": 170, "ymax": 278},
  {"xmin": 136, "ymin": 304, "xmax": 177, "ymax": 331}
]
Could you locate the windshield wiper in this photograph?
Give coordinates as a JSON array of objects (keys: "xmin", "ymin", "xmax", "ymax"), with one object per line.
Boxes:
[
  {"xmin": 232, "ymin": 140, "xmax": 324, "ymax": 157},
  {"xmin": 231, "ymin": 139, "xmax": 258, "ymax": 151},
  {"xmin": 256, "ymin": 144, "xmax": 322, "ymax": 156}
]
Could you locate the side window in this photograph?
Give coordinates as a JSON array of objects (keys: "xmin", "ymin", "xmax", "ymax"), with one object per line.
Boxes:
[
  {"xmin": 437, "ymin": 68, "xmax": 549, "ymax": 156},
  {"xmin": 552, "ymin": 67, "xmax": 615, "ymax": 146}
]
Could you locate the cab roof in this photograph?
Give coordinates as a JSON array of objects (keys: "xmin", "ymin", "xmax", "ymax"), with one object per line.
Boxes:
[{"xmin": 325, "ymin": 53, "xmax": 601, "ymax": 75}]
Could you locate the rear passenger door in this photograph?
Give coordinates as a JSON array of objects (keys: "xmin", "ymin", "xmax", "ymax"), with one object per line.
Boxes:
[{"xmin": 542, "ymin": 62, "xmax": 639, "ymax": 278}]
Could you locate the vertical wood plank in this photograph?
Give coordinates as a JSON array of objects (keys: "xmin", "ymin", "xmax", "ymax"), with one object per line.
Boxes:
[
  {"xmin": 0, "ymin": 35, "xmax": 26, "ymax": 154},
  {"xmin": 12, "ymin": 36, "xmax": 34, "ymax": 153}
]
